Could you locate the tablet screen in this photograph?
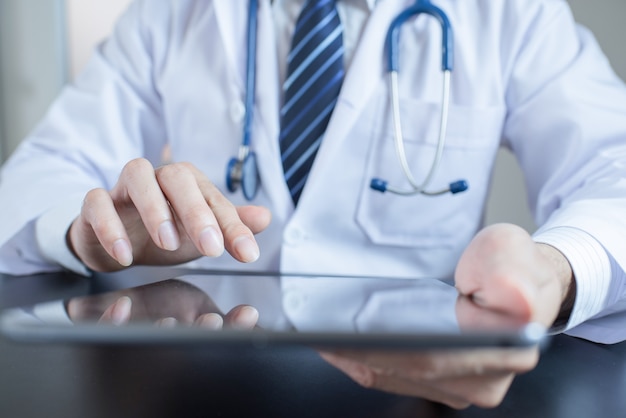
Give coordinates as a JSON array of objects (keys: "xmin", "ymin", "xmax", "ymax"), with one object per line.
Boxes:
[{"xmin": 0, "ymin": 272, "xmax": 546, "ymax": 349}]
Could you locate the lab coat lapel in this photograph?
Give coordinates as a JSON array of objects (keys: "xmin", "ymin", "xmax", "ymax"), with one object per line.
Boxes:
[
  {"xmin": 213, "ymin": 1, "xmax": 246, "ymax": 88},
  {"xmin": 254, "ymin": 1, "xmax": 291, "ymax": 213}
]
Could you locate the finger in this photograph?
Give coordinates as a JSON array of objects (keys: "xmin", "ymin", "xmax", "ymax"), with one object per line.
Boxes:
[
  {"xmin": 321, "ymin": 347, "xmax": 539, "ymax": 380},
  {"xmin": 155, "ymin": 317, "xmax": 178, "ymax": 328},
  {"xmin": 427, "ymin": 372, "xmax": 517, "ymax": 409},
  {"xmin": 319, "ymin": 351, "xmax": 471, "ymax": 409},
  {"xmin": 114, "ymin": 158, "xmax": 181, "ymax": 252},
  {"xmin": 236, "ymin": 206, "xmax": 272, "ymax": 235},
  {"xmin": 155, "ymin": 163, "xmax": 226, "ymax": 258},
  {"xmin": 319, "ymin": 351, "xmax": 518, "ymax": 409},
  {"xmin": 189, "ymin": 166, "xmax": 261, "ymax": 263},
  {"xmin": 98, "ymin": 296, "xmax": 132, "ymax": 326},
  {"xmin": 224, "ymin": 305, "xmax": 259, "ymax": 330},
  {"xmin": 195, "ymin": 313, "xmax": 224, "ymax": 330},
  {"xmin": 363, "ymin": 367, "xmax": 516, "ymax": 409},
  {"xmin": 80, "ymin": 188, "xmax": 134, "ymax": 267}
]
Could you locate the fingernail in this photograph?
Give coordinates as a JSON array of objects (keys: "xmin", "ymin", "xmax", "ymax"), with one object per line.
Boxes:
[
  {"xmin": 197, "ymin": 313, "xmax": 223, "ymax": 330},
  {"xmin": 112, "ymin": 239, "xmax": 133, "ymax": 266},
  {"xmin": 158, "ymin": 220, "xmax": 180, "ymax": 251},
  {"xmin": 235, "ymin": 306, "xmax": 259, "ymax": 329},
  {"xmin": 111, "ymin": 296, "xmax": 132, "ymax": 326},
  {"xmin": 200, "ymin": 226, "xmax": 224, "ymax": 257},
  {"xmin": 157, "ymin": 317, "xmax": 178, "ymax": 328},
  {"xmin": 233, "ymin": 236, "xmax": 260, "ymax": 263}
]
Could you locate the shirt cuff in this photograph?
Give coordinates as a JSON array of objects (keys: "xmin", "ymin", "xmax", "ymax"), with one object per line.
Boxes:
[
  {"xmin": 533, "ymin": 226, "xmax": 611, "ymax": 331},
  {"xmin": 35, "ymin": 194, "xmax": 91, "ymax": 276}
]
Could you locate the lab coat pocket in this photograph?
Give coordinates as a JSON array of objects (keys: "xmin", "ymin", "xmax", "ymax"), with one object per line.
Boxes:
[{"xmin": 356, "ymin": 99, "xmax": 505, "ymax": 248}]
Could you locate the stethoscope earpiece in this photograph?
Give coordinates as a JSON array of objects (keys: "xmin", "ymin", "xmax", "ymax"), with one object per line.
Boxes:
[
  {"xmin": 370, "ymin": 178, "xmax": 389, "ymax": 193},
  {"xmin": 370, "ymin": 178, "xmax": 469, "ymax": 196},
  {"xmin": 449, "ymin": 180, "xmax": 468, "ymax": 194}
]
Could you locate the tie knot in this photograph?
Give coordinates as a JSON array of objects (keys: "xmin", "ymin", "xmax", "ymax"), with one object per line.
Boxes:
[
  {"xmin": 307, "ymin": 0, "xmax": 337, "ymax": 7},
  {"xmin": 299, "ymin": 0, "xmax": 339, "ymax": 27}
]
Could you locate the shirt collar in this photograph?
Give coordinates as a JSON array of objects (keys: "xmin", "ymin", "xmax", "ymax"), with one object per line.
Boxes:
[
  {"xmin": 272, "ymin": 0, "xmax": 378, "ymax": 10},
  {"xmin": 346, "ymin": 0, "xmax": 378, "ymax": 11}
]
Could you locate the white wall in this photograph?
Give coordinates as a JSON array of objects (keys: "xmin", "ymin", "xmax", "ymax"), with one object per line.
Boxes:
[
  {"xmin": 65, "ymin": 0, "xmax": 132, "ymax": 78},
  {"xmin": 0, "ymin": 0, "xmax": 67, "ymax": 160},
  {"xmin": 0, "ymin": 0, "xmax": 131, "ymax": 161}
]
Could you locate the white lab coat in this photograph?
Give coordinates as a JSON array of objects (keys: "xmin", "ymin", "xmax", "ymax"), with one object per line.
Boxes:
[{"xmin": 1, "ymin": 0, "xmax": 626, "ymax": 343}]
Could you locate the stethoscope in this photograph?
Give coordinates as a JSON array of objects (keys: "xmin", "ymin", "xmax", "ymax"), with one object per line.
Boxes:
[
  {"xmin": 226, "ymin": 0, "xmax": 260, "ymax": 200},
  {"xmin": 226, "ymin": 0, "xmax": 468, "ymax": 201}
]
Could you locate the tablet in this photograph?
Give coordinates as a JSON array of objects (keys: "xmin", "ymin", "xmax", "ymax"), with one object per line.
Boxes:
[{"xmin": 0, "ymin": 272, "xmax": 546, "ymax": 349}]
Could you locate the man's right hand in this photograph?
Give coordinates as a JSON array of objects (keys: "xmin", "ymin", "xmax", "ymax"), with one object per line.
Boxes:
[{"xmin": 67, "ymin": 158, "xmax": 271, "ymax": 272}]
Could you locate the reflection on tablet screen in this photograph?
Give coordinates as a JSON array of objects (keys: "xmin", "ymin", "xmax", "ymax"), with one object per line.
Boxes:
[{"xmin": 0, "ymin": 273, "xmax": 546, "ymax": 349}]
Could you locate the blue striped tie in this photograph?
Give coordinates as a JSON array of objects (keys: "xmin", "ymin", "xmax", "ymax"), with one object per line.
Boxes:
[{"xmin": 280, "ymin": 0, "xmax": 344, "ymax": 205}]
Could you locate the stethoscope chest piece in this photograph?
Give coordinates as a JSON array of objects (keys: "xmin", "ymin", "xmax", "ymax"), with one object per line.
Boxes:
[{"xmin": 226, "ymin": 151, "xmax": 260, "ymax": 201}]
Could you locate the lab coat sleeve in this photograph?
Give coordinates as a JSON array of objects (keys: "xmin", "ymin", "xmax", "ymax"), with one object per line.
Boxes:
[
  {"xmin": 502, "ymin": 3, "xmax": 626, "ymax": 343},
  {"xmin": 0, "ymin": 0, "xmax": 170, "ymax": 275}
]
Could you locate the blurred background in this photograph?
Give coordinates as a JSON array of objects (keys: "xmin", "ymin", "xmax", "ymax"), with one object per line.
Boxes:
[{"xmin": 0, "ymin": 0, "xmax": 624, "ymax": 232}]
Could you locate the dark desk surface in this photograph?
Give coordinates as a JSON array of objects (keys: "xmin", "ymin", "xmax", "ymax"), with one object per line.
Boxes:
[{"xmin": 1, "ymin": 271, "xmax": 625, "ymax": 418}]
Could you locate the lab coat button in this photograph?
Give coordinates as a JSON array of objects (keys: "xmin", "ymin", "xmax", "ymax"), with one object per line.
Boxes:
[
  {"xmin": 230, "ymin": 100, "xmax": 246, "ymax": 123},
  {"xmin": 284, "ymin": 226, "xmax": 305, "ymax": 245}
]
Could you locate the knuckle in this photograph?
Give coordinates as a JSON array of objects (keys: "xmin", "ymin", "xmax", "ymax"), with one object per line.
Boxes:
[
  {"xmin": 221, "ymin": 219, "xmax": 251, "ymax": 238},
  {"xmin": 207, "ymin": 201, "xmax": 246, "ymax": 236},
  {"xmin": 82, "ymin": 188, "xmax": 110, "ymax": 215},
  {"xmin": 178, "ymin": 161, "xmax": 196, "ymax": 171},
  {"xmin": 155, "ymin": 161, "xmax": 190, "ymax": 180},
  {"xmin": 83, "ymin": 188, "xmax": 108, "ymax": 204},
  {"xmin": 405, "ymin": 355, "xmax": 442, "ymax": 381},
  {"xmin": 123, "ymin": 158, "xmax": 153, "ymax": 177},
  {"xmin": 197, "ymin": 174, "xmax": 217, "ymax": 190}
]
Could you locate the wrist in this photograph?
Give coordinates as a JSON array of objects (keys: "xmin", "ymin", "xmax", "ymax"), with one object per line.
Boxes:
[{"xmin": 536, "ymin": 243, "xmax": 576, "ymax": 327}]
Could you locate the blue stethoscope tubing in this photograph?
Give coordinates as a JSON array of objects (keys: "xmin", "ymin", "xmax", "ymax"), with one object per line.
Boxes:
[
  {"xmin": 226, "ymin": 0, "xmax": 467, "ymax": 201},
  {"xmin": 226, "ymin": 0, "xmax": 260, "ymax": 200},
  {"xmin": 370, "ymin": 0, "xmax": 468, "ymax": 196}
]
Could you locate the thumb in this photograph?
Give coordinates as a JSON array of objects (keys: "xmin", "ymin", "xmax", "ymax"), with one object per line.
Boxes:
[{"xmin": 455, "ymin": 224, "xmax": 537, "ymax": 322}]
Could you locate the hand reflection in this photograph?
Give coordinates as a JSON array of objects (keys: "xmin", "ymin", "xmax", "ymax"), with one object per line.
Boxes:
[
  {"xmin": 66, "ymin": 279, "xmax": 259, "ymax": 330},
  {"xmin": 319, "ymin": 294, "xmax": 539, "ymax": 409},
  {"xmin": 320, "ymin": 225, "xmax": 563, "ymax": 409}
]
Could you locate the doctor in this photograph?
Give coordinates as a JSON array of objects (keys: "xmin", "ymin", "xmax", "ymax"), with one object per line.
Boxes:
[{"xmin": 1, "ymin": 0, "xmax": 626, "ymax": 409}]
